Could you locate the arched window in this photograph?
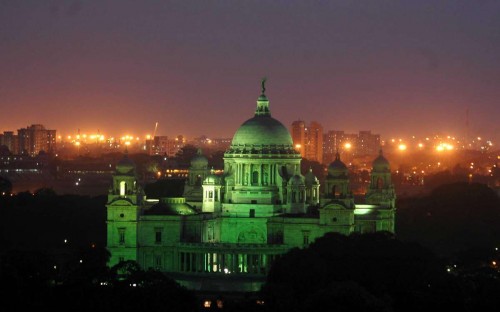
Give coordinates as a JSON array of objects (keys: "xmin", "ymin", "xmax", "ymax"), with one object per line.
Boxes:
[{"xmin": 120, "ymin": 181, "xmax": 127, "ymax": 196}]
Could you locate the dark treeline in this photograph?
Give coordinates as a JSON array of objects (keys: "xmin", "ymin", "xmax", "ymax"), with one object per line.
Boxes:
[
  {"xmin": 397, "ymin": 182, "xmax": 500, "ymax": 256},
  {"xmin": 1, "ymin": 251, "xmax": 196, "ymax": 312},
  {"xmin": 0, "ymin": 189, "xmax": 107, "ymax": 250},
  {"xmin": 263, "ymin": 231, "xmax": 500, "ymax": 312}
]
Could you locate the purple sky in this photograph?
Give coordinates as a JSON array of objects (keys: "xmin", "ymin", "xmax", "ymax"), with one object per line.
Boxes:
[{"xmin": 1, "ymin": 0, "xmax": 499, "ymax": 143}]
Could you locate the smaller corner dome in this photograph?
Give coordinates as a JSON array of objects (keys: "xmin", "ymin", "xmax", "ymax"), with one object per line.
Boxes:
[
  {"xmin": 289, "ymin": 174, "xmax": 305, "ymax": 186},
  {"xmin": 305, "ymin": 168, "xmax": 319, "ymax": 186},
  {"xmin": 146, "ymin": 198, "xmax": 196, "ymax": 216},
  {"xmin": 116, "ymin": 154, "xmax": 136, "ymax": 174},
  {"xmin": 191, "ymin": 149, "xmax": 208, "ymax": 167},
  {"xmin": 328, "ymin": 153, "xmax": 348, "ymax": 177},
  {"xmin": 373, "ymin": 150, "xmax": 390, "ymax": 171},
  {"xmin": 203, "ymin": 173, "xmax": 221, "ymax": 185}
]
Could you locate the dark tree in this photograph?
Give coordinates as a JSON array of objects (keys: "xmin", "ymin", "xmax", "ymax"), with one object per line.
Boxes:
[
  {"xmin": 174, "ymin": 144, "xmax": 198, "ymax": 168},
  {"xmin": 144, "ymin": 179, "xmax": 185, "ymax": 198},
  {"xmin": 397, "ymin": 182, "xmax": 500, "ymax": 255},
  {"xmin": 0, "ymin": 176, "xmax": 12, "ymax": 194},
  {"xmin": 263, "ymin": 232, "xmax": 465, "ymax": 312}
]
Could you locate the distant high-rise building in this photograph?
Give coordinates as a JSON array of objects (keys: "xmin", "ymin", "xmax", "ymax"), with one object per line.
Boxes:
[
  {"xmin": 146, "ymin": 135, "xmax": 185, "ymax": 157},
  {"xmin": 0, "ymin": 131, "xmax": 18, "ymax": 154},
  {"xmin": 323, "ymin": 130, "xmax": 344, "ymax": 164},
  {"xmin": 323, "ymin": 130, "xmax": 380, "ymax": 163},
  {"xmin": 305, "ymin": 121, "xmax": 323, "ymax": 163},
  {"xmin": 17, "ymin": 124, "xmax": 56, "ymax": 156},
  {"xmin": 291, "ymin": 120, "xmax": 306, "ymax": 157},
  {"xmin": 291, "ymin": 120, "xmax": 323, "ymax": 163},
  {"xmin": 358, "ymin": 131, "xmax": 380, "ymax": 156}
]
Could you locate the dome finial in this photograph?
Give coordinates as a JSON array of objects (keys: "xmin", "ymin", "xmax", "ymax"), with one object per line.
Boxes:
[{"xmin": 256, "ymin": 77, "xmax": 270, "ymax": 116}]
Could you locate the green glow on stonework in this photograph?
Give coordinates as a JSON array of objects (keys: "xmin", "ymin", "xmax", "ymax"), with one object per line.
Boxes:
[
  {"xmin": 106, "ymin": 81, "xmax": 396, "ymax": 292},
  {"xmin": 354, "ymin": 209, "xmax": 373, "ymax": 215}
]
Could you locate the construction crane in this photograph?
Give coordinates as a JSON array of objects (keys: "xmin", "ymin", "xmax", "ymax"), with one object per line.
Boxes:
[
  {"xmin": 149, "ymin": 122, "xmax": 158, "ymax": 155},
  {"xmin": 152, "ymin": 121, "xmax": 158, "ymax": 138}
]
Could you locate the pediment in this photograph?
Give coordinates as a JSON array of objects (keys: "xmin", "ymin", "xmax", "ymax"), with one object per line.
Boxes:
[{"xmin": 107, "ymin": 198, "xmax": 134, "ymax": 206}]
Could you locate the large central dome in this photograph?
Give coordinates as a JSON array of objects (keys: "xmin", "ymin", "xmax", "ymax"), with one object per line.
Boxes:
[
  {"xmin": 231, "ymin": 115, "xmax": 293, "ymax": 147},
  {"xmin": 226, "ymin": 87, "xmax": 297, "ymax": 154}
]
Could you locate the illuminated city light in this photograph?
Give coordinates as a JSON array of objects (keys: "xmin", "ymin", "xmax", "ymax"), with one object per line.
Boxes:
[
  {"xmin": 344, "ymin": 142, "xmax": 352, "ymax": 149},
  {"xmin": 398, "ymin": 144, "xmax": 407, "ymax": 151},
  {"xmin": 435, "ymin": 143, "xmax": 453, "ymax": 151}
]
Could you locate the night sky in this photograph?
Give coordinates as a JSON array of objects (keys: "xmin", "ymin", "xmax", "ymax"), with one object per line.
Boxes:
[{"xmin": 1, "ymin": 1, "xmax": 499, "ymax": 143}]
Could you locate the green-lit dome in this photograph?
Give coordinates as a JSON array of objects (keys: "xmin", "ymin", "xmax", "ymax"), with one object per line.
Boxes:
[
  {"xmin": 305, "ymin": 168, "xmax": 319, "ymax": 187},
  {"xmin": 231, "ymin": 116, "xmax": 293, "ymax": 147},
  {"xmin": 145, "ymin": 197, "xmax": 196, "ymax": 215},
  {"xmin": 289, "ymin": 174, "xmax": 305, "ymax": 186},
  {"xmin": 328, "ymin": 153, "xmax": 348, "ymax": 177},
  {"xmin": 226, "ymin": 84, "xmax": 298, "ymax": 156},
  {"xmin": 116, "ymin": 154, "xmax": 135, "ymax": 174},
  {"xmin": 204, "ymin": 173, "xmax": 221, "ymax": 185},
  {"xmin": 373, "ymin": 150, "xmax": 390, "ymax": 172},
  {"xmin": 191, "ymin": 149, "xmax": 208, "ymax": 168}
]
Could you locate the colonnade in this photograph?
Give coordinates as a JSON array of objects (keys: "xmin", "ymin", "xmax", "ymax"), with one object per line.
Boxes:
[
  {"xmin": 234, "ymin": 163, "xmax": 278, "ymax": 186},
  {"xmin": 178, "ymin": 251, "xmax": 280, "ymax": 275}
]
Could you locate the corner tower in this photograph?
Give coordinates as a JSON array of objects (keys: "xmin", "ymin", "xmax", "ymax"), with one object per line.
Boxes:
[
  {"xmin": 366, "ymin": 150, "xmax": 396, "ymax": 208},
  {"xmin": 106, "ymin": 152, "xmax": 142, "ymax": 267}
]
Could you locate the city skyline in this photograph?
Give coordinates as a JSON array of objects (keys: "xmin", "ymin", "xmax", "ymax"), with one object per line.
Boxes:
[{"xmin": 1, "ymin": 1, "xmax": 499, "ymax": 143}]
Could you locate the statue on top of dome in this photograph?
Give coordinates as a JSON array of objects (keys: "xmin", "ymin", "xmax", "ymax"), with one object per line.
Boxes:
[{"xmin": 261, "ymin": 77, "xmax": 267, "ymax": 94}]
